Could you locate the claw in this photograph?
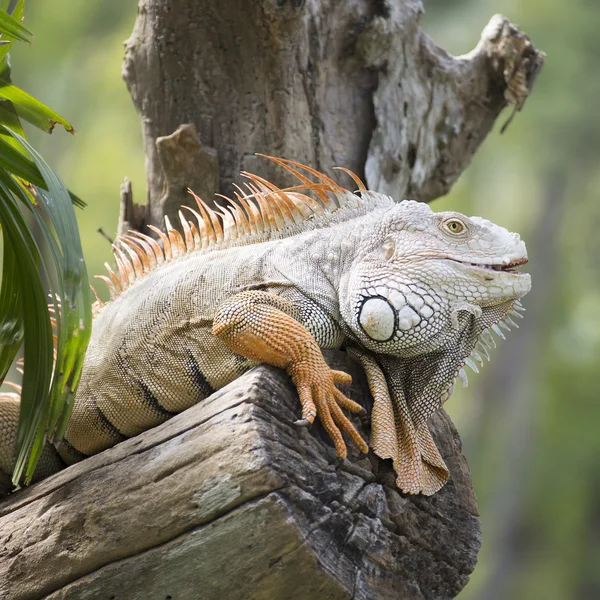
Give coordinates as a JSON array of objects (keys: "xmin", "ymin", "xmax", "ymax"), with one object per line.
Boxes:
[
  {"xmin": 294, "ymin": 418, "xmax": 312, "ymax": 428},
  {"xmin": 359, "ymin": 410, "xmax": 370, "ymax": 426}
]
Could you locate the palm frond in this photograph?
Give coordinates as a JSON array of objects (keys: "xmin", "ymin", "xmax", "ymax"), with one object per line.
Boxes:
[
  {"xmin": 0, "ymin": 233, "xmax": 23, "ymax": 381},
  {"xmin": 0, "ymin": 6, "xmax": 31, "ymax": 44},
  {"xmin": 0, "ymin": 80, "xmax": 75, "ymax": 135},
  {"xmin": 0, "ymin": 131, "xmax": 92, "ymax": 487},
  {"xmin": 0, "ymin": 0, "xmax": 25, "ymax": 75},
  {"xmin": 0, "ymin": 175, "xmax": 54, "ymax": 485},
  {"xmin": 0, "ymin": 1, "xmax": 92, "ymax": 486}
]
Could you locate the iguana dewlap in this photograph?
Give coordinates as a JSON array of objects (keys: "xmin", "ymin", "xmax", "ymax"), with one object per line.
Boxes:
[{"xmin": 0, "ymin": 157, "xmax": 531, "ymax": 496}]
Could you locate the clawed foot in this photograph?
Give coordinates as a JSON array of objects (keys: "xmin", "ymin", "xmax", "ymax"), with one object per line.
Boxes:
[
  {"xmin": 289, "ymin": 362, "xmax": 369, "ymax": 459},
  {"xmin": 213, "ymin": 292, "xmax": 369, "ymax": 461}
]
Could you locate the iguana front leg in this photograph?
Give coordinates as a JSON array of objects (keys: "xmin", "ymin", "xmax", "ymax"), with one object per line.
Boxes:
[
  {"xmin": 213, "ymin": 291, "xmax": 368, "ymax": 459},
  {"xmin": 347, "ymin": 346, "xmax": 449, "ymax": 495}
]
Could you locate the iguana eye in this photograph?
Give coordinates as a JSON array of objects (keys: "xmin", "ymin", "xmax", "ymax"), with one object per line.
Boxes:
[
  {"xmin": 445, "ymin": 219, "xmax": 465, "ymax": 234},
  {"xmin": 383, "ymin": 238, "xmax": 395, "ymax": 260}
]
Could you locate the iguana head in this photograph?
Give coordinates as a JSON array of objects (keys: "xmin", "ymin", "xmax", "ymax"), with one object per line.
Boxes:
[
  {"xmin": 340, "ymin": 198, "xmax": 531, "ymax": 359},
  {"xmin": 337, "ymin": 198, "xmax": 531, "ymax": 494}
]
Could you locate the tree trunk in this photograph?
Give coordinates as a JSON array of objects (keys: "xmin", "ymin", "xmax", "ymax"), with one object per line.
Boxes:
[
  {"xmin": 121, "ymin": 0, "xmax": 543, "ymax": 228},
  {"xmin": 0, "ymin": 2, "xmax": 543, "ymax": 599}
]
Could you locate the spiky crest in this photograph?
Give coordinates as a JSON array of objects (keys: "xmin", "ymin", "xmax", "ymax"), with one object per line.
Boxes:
[{"xmin": 94, "ymin": 156, "xmax": 389, "ymax": 305}]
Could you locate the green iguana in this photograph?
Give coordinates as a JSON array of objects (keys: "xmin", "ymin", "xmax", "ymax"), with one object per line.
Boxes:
[{"xmin": 0, "ymin": 157, "xmax": 531, "ymax": 496}]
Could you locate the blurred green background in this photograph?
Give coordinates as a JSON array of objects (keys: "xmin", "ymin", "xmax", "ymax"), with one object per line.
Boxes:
[{"xmin": 11, "ymin": 0, "xmax": 599, "ymax": 598}]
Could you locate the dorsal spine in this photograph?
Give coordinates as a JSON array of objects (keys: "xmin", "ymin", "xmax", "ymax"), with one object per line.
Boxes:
[{"xmin": 93, "ymin": 156, "xmax": 383, "ymax": 308}]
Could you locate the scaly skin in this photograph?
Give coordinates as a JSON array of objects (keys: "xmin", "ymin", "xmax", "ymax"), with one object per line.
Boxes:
[
  {"xmin": 0, "ymin": 159, "xmax": 531, "ymax": 496},
  {"xmin": 213, "ymin": 291, "xmax": 368, "ymax": 458}
]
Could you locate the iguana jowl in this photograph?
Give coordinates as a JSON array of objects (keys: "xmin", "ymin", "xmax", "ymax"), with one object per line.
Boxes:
[{"xmin": 0, "ymin": 157, "xmax": 531, "ymax": 495}]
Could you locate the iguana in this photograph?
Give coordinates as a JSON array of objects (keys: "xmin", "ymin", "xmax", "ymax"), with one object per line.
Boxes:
[{"xmin": 0, "ymin": 157, "xmax": 531, "ymax": 496}]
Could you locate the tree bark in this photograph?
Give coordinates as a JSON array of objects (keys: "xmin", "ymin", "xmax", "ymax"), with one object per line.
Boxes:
[
  {"xmin": 0, "ymin": 353, "xmax": 480, "ymax": 600},
  {"xmin": 121, "ymin": 0, "xmax": 543, "ymax": 227}
]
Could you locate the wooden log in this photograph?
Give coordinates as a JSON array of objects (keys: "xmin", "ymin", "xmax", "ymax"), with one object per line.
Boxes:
[{"xmin": 0, "ymin": 352, "xmax": 480, "ymax": 600}]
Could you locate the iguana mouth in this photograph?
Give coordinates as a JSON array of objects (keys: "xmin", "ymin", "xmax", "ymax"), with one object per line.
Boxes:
[{"xmin": 455, "ymin": 257, "xmax": 528, "ymax": 273}]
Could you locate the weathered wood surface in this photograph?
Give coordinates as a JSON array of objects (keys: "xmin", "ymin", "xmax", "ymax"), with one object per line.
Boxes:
[
  {"xmin": 122, "ymin": 0, "xmax": 543, "ymax": 225},
  {"xmin": 0, "ymin": 352, "xmax": 480, "ymax": 600}
]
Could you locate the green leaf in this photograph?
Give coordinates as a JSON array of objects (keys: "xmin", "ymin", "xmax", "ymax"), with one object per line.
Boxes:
[
  {"xmin": 0, "ymin": 3, "xmax": 91, "ymax": 487},
  {"xmin": 0, "ymin": 8, "xmax": 32, "ymax": 44},
  {"xmin": 0, "ymin": 0, "xmax": 24, "ymax": 18},
  {"xmin": 0, "ymin": 177, "xmax": 54, "ymax": 487},
  {"xmin": 0, "ymin": 80, "xmax": 75, "ymax": 135},
  {"xmin": 0, "ymin": 131, "xmax": 42, "ymax": 180},
  {"xmin": 6, "ymin": 131, "xmax": 92, "ymax": 485},
  {"xmin": 0, "ymin": 1, "xmax": 27, "ymax": 69},
  {"xmin": 0, "ymin": 232, "xmax": 23, "ymax": 382},
  {"xmin": 0, "ymin": 129, "xmax": 85, "ymax": 207},
  {"xmin": 0, "ymin": 97, "xmax": 25, "ymax": 146},
  {"xmin": 18, "ymin": 135, "xmax": 92, "ymax": 442}
]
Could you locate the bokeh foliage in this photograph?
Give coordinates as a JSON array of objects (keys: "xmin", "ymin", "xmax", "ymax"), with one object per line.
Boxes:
[{"xmin": 426, "ymin": 1, "xmax": 600, "ymax": 598}]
